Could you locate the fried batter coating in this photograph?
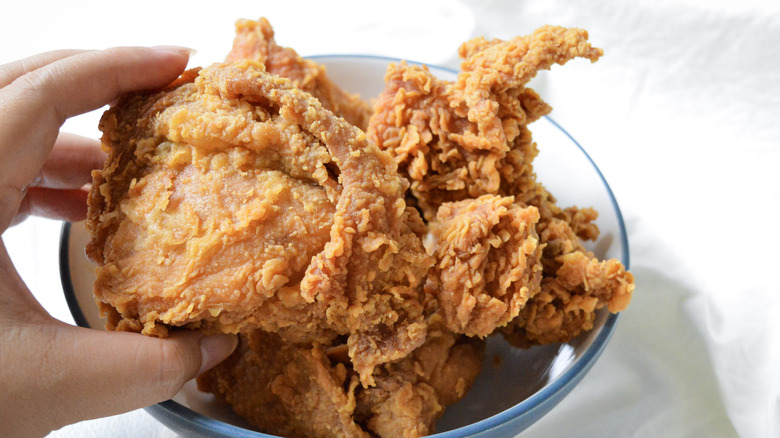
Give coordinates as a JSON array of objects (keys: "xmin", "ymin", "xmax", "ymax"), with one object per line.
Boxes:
[
  {"xmin": 424, "ymin": 195, "xmax": 543, "ymax": 338},
  {"xmin": 502, "ymin": 219, "xmax": 634, "ymax": 347},
  {"xmin": 87, "ymin": 60, "xmax": 432, "ymax": 382},
  {"xmin": 226, "ymin": 17, "xmax": 372, "ymax": 130},
  {"xmin": 368, "ymin": 25, "xmax": 633, "ymax": 346},
  {"xmin": 88, "ymin": 19, "xmax": 636, "ymax": 436},
  {"xmin": 367, "ymin": 25, "xmax": 602, "ymax": 221},
  {"xmin": 197, "ymin": 331, "xmax": 367, "ymax": 438},
  {"xmin": 198, "ymin": 315, "xmax": 484, "ymax": 438},
  {"xmin": 355, "ymin": 314, "xmax": 484, "ymax": 437}
]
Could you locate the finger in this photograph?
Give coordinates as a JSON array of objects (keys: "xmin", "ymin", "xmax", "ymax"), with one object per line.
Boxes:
[
  {"xmin": 0, "ymin": 240, "xmax": 49, "ymax": 317},
  {"xmin": 31, "ymin": 132, "xmax": 105, "ymax": 190},
  {"xmin": 0, "ymin": 46, "xmax": 191, "ymax": 229},
  {"xmin": 11, "ymin": 187, "xmax": 89, "ymax": 227},
  {"xmin": 6, "ymin": 321, "xmax": 237, "ymax": 436},
  {"xmin": 0, "ymin": 49, "xmax": 86, "ymax": 89},
  {"xmin": 57, "ymin": 328, "xmax": 237, "ymax": 421},
  {"xmin": 60, "ymin": 328, "xmax": 237, "ymax": 428}
]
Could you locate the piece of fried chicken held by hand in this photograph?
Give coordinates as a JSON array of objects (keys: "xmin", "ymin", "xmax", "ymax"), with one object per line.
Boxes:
[{"xmin": 87, "ymin": 59, "xmax": 432, "ymax": 384}]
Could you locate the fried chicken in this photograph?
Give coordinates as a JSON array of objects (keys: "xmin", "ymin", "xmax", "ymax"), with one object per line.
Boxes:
[
  {"xmin": 197, "ymin": 314, "xmax": 484, "ymax": 438},
  {"xmin": 196, "ymin": 330, "xmax": 367, "ymax": 438},
  {"xmin": 354, "ymin": 314, "xmax": 484, "ymax": 437},
  {"xmin": 367, "ymin": 26, "xmax": 601, "ymax": 221},
  {"xmin": 86, "ymin": 59, "xmax": 432, "ymax": 383},
  {"xmin": 226, "ymin": 17, "xmax": 372, "ymax": 130},
  {"xmin": 367, "ymin": 26, "xmax": 634, "ymax": 345},
  {"xmin": 87, "ymin": 18, "xmax": 636, "ymax": 437},
  {"xmin": 424, "ymin": 195, "xmax": 543, "ymax": 338},
  {"xmin": 501, "ymin": 218, "xmax": 634, "ymax": 347}
]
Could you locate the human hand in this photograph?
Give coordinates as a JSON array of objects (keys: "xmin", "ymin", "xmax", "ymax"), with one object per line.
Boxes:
[{"xmin": 0, "ymin": 47, "xmax": 237, "ymax": 437}]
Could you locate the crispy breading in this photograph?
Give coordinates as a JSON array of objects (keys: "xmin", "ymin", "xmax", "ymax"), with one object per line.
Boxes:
[
  {"xmin": 367, "ymin": 26, "xmax": 602, "ymax": 221},
  {"xmin": 197, "ymin": 330, "xmax": 367, "ymax": 438},
  {"xmin": 355, "ymin": 314, "xmax": 484, "ymax": 437},
  {"xmin": 87, "ymin": 60, "xmax": 432, "ymax": 383},
  {"xmin": 226, "ymin": 17, "xmax": 372, "ymax": 130},
  {"xmin": 88, "ymin": 19, "xmax": 635, "ymax": 436},
  {"xmin": 424, "ymin": 194, "xmax": 543, "ymax": 338},
  {"xmin": 368, "ymin": 25, "xmax": 633, "ymax": 347},
  {"xmin": 198, "ymin": 315, "xmax": 484, "ymax": 438},
  {"xmin": 502, "ymin": 220, "xmax": 634, "ymax": 347}
]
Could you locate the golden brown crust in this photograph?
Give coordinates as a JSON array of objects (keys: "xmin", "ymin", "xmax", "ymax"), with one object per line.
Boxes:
[
  {"xmin": 367, "ymin": 25, "xmax": 633, "ymax": 348},
  {"xmin": 88, "ymin": 19, "xmax": 635, "ymax": 436},
  {"xmin": 367, "ymin": 26, "xmax": 602, "ymax": 222},
  {"xmin": 197, "ymin": 331, "xmax": 368, "ymax": 438},
  {"xmin": 425, "ymin": 195, "xmax": 543, "ymax": 338},
  {"xmin": 198, "ymin": 316, "xmax": 484, "ymax": 438},
  {"xmin": 354, "ymin": 314, "xmax": 484, "ymax": 437},
  {"xmin": 226, "ymin": 17, "xmax": 372, "ymax": 130},
  {"xmin": 87, "ymin": 60, "xmax": 432, "ymax": 383},
  {"xmin": 503, "ymin": 251, "xmax": 634, "ymax": 347}
]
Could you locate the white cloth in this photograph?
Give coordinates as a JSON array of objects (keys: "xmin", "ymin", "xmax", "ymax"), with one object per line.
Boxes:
[{"xmin": 1, "ymin": 0, "xmax": 777, "ymax": 436}]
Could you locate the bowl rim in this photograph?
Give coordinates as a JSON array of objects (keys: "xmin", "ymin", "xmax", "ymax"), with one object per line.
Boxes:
[{"xmin": 58, "ymin": 54, "xmax": 629, "ymax": 438}]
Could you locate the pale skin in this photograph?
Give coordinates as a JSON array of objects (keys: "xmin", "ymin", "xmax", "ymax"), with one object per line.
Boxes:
[{"xmin": 0, "ymin": 47, "xmax": 238, "ymax": 437}]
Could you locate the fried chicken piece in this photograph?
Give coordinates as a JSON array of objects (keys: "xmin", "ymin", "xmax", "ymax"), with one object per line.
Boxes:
[
  {"xmin": 502, "ymin": 219, "xmax": 634, "ymax": 347},
  {"xmin": 355, "ymin": 314, "xmax": 484, "ymax": 438},
  {"xmin": 368, "ymin": 25, "xmax": 634, "ymax": 345},
  {"xmin": 367, "ymin": 25, "xmax": 602, "ymax": 222},
  {"xmin": 424, "ymin": 194, "xmax": 543, "ymax": 338},
  {"xmin": 226, "ymin": 17, "xmax": 372, "ymax": 130},
  {"xmin": 198, "ymin": 315, "xmax": 484, "ymax": 438},
  {"xmin": 87, "ymin": 59, "xmax": 432, "ymax": 383},
  {"xmin": 197, "ymin": 330, "xmax": 367, "ymax": 438}
]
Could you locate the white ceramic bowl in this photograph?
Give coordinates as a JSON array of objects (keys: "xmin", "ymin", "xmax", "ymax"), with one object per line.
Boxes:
[{"xmin": 60, "ymin": 55, "xmax": 629, "ymax": 438}]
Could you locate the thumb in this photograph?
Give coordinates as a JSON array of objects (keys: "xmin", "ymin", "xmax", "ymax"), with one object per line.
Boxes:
[{"xmin": 42, "ymin": 324, "xmax": 236, "ymax": 433}]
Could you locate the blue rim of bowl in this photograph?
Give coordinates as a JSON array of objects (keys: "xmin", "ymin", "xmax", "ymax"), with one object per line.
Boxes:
[{"xmin": 58, "ymin": 54, "xmax": 629, "ymax": 438}]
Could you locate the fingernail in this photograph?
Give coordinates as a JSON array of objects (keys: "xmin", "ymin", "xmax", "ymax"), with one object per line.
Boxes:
[
  {"xmin": 151, "ymin": 45, "xmax": 197, "ymax": 57},
  {"xmin": 198, "ymin": 334, "xmax": 237, "ymax": 375}
]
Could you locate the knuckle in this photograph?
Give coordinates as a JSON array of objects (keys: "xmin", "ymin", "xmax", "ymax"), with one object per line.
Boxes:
[
  {"xmin": 9, "ymin": 66, "xmax": 67, "ymax": 123},
  {"xmin": 15, "ymin": 67, "xmax": 55, "ymax": 95}
]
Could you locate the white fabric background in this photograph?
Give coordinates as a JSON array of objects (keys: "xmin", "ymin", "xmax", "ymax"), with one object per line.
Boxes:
[{"xmin": 1, "ymin": 1, "xmax": 778, "ymax": 437}]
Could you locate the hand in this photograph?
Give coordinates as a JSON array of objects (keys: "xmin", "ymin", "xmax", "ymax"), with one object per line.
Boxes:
[{"xmin": 0, "ymin": 47, "xmax": 237, "ymax": 437}]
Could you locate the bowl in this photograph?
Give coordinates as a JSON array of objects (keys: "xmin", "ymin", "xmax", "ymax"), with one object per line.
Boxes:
[{"xmin": 59, "ymin": 55, "xmax": 629, "ymax": 438}]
